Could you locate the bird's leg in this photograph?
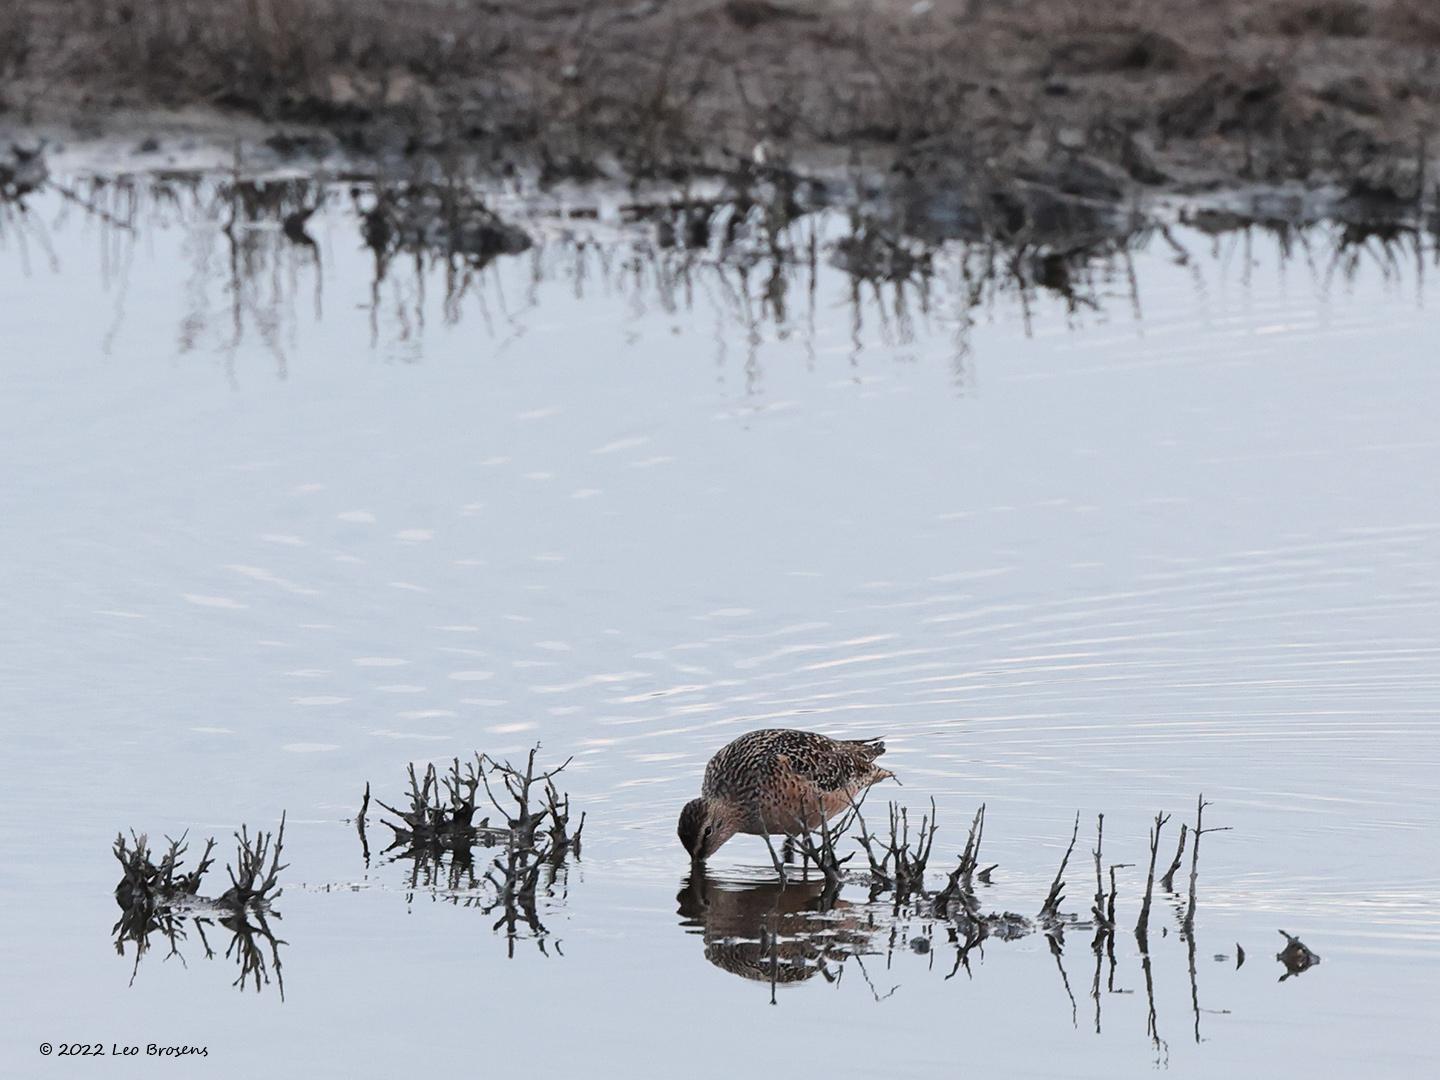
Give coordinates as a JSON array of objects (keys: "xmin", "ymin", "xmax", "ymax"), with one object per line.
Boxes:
[
  {"xmin": 757, "ymin": 814, "xmax": 787, "ymax": 886},
  {"xmin": 782, "ymin": 836, "xmax": 795, "ymax": 864}
]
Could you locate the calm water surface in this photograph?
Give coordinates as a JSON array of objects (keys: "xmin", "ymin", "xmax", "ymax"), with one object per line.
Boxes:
[{"xmin": 2, "ymin": 178, "xmax": 1438, "ymax": 1078}]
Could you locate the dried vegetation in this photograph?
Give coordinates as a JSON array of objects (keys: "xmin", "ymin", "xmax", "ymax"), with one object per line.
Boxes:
[
  {"xmin": 359, "ymin": 746, "xmax": 584, "ymax": 955},
  {"xmin": 112, "ymin": 817, "xmax": 288, "ymax": 995}
]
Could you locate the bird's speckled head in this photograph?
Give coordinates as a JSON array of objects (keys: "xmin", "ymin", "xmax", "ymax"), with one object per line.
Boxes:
[{"xmin": 677, "ymin": 797, "xmax": 739, "ymax": 860}]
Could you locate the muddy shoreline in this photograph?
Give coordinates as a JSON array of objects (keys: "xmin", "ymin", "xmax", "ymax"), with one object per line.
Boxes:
[{"xmin": 4, "ymin": 2, "xmax": 1438, "ymax": 220}]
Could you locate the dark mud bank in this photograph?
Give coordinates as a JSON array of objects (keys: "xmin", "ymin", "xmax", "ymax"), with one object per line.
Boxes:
[{"xmin": 4, "ymin": 1, "xmax": 1439, "ymax": 212}]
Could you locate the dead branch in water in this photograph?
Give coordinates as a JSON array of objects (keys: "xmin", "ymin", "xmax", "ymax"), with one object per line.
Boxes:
[
  {"xmin": 934, "ymin": 803, "xmax": 987, "ymax": 914},
  {"xmin": 1040, "ymin": 811, "xmax": 1081, "ymax": 924},
  {"xmin": 1182, "ymin": 795, "xmax": 1232, "ymax": 935},
  {"xmin": 851, "ymin": 797, "xmax": 938, "ymax": 901},
  {"xmin": 356, "ymin": 781, "xmax": 371, "ymax": 865},
  {"xmin": 111, "ymin": 816, "xmax": 288, "ymax": 994},
  {"xmin": 1090, "ymin": 813, "xmax": 1108, "ymax": 928},
  {"xmin": 481, "ymin": 746, "xmax": 576, "ymax": 849},
  {"xmin": 115, "ymin": 815, "xmax": 284, "ymax": 915},
  {"xmin": 1135, "ymin": 811, "xmax": 1171, "ymax": 943},
  {"xmin": 1159, "ymin": 822, "xmax": 1188, "ymax": 892},
  {"xmin": 219, "ymin": 813, "xmax": 287, "ymax": 909},
  {"xmin": 370, "ymin": 746, "xmax": 584, "ymax": 954},
  {"xmin": 542, "ymin": 778, "xmax": 586, "ymax": 862},
  {"xmin": 377, "ymin": 755, "xmax": 500, "ymax": 851},
  {"xmin": 1106, "ymin": 864, "xmax": 1131, "ymax": 928},
  {"xmin": 113, "ymin": 830, "xmax": 215, "ymax": 912}
]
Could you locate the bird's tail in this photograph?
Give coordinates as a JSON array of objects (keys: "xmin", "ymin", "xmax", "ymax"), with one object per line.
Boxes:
[{"xmin": 846, "ymin": 736, "xmax": 887, "ymax": 761}]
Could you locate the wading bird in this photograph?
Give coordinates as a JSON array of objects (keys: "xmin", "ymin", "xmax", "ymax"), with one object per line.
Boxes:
[{"xmin": 677, "ymin": 728, "xmax": 895, "ymax": 861}]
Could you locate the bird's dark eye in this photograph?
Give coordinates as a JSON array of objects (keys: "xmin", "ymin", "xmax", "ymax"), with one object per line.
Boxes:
[{"xmin": 703, "ymin": 826, "xmax": 713, "ymax": 837}]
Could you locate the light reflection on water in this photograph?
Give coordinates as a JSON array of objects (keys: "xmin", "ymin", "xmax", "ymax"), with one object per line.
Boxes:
[{"xmin": 1, "ymin": 175, "xmax": 1438, "ymax": 1077}]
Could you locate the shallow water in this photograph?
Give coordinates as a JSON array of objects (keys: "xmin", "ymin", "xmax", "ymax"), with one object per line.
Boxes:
[{"xmin": 2, "ymin": 178, "xmax": 1438, "ymax": 1078}]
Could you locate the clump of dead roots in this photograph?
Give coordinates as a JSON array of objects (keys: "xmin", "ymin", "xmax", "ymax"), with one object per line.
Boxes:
[
  {"xmin": 359, "ymin": 747, "xmax": 585, "ymax": 955},
  {"xmin": 111, "ymin": 816, "xmax": 288, "ymax": 995}
]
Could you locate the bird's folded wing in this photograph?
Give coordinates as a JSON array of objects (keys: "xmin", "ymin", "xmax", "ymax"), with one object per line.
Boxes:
[{"xmin": 775, "ymin": 745, "xmax": 866, "ymax": 793}]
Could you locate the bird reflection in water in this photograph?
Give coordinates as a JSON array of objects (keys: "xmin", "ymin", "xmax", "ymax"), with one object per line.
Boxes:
[{"xmin": 677, "ymin": 871, "xmax": 886, "ymax": 1000}]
